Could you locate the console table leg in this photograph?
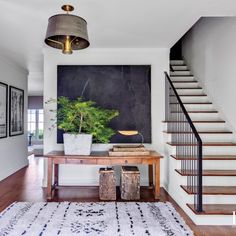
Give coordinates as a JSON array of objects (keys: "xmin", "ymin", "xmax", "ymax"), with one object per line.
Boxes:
[
  {"xmin": 148, "ymin": 164, "xmax": 154, "ymax": 189},
  {"xmin": 47, "ymin": 158, "xmax": 53, "ymax": 200},
  {"xmin": 54, "ymin": 164, "xmax": 59, "ymax": 187},
  {"xmin": 154, "ymin": 160, "xmax": 160, "ymax": 199}
]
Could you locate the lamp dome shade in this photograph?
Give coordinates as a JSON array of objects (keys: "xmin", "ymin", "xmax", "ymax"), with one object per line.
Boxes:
[
  {"xmin": 45, "ymin": 14, "xmax": 90, "ymax": 51},
  {"xmin": 118, "ymin": 130, "xmax": 139, "ymax": 136}
]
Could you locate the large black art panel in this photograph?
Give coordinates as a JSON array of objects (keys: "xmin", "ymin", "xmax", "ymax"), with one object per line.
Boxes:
[{"xmin": 57, "ymin": 65, "xmax": 151, "ymax": 143}]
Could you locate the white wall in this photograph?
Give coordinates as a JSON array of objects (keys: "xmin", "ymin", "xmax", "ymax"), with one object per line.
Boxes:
[
  {"xmin": 0, "ymin": 56, "xmax": 28, "ymax": 181},
  {"xmin": 182, "ymin": 17, "xmax": 236, "ymax": 134},
  {"xmin": 43, "ymin": 48, "xmax": 169, "ymax": 187}
]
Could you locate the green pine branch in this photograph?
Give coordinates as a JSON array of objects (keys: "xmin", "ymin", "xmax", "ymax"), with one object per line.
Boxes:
[{"xmin": 48, "ymin": 96, "xmax": 119, "ymax": 143}]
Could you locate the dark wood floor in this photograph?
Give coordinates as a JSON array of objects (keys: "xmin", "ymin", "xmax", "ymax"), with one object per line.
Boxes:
[{"xmin": 0, "ymin": 156, "xmax": 236, "ymax": 236}]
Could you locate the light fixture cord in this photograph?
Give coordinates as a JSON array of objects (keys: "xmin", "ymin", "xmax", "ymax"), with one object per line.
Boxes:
[{"xmin": 138, "ymin": 133, "xmax": 144, "ymax": 145}]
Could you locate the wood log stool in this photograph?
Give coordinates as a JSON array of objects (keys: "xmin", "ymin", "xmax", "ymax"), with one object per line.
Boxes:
[
  {"xmin": 121, "ymin": 166, "xmax": 140, "ymax": 200},
  {"xmin": 99, "ymin": 167, "xmax": 116, "ymax": 200}
]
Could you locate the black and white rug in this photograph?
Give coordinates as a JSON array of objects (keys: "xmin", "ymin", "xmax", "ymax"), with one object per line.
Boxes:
[{"xmin": 0, "ymin": 202, "xmax": 193, "ymax": 236}]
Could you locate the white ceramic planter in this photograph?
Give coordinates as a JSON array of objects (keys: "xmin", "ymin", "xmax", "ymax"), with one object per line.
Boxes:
[{"xmin": 63, "ymin": 133, "xmax": 92, "ymax": 155}]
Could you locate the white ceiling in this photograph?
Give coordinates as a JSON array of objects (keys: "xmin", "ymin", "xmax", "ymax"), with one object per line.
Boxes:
[{"xmin": 1, "ymin": 0, "xmax": 236, "ymax": 95}]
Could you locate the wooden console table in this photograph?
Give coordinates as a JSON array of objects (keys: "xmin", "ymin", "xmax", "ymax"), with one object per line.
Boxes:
[{"xmin": 44, "ymin": 151, "xmax": 163, "ymax": 200}]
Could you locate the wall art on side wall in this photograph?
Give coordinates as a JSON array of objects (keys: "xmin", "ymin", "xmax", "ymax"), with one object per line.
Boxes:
[
  {"xmin": 9, "ymin": 86, "xmax": 24, "ymax": 136},
  {"xmin": 0, "ymin": 82, "xmax": 8, "ymax": 138}
]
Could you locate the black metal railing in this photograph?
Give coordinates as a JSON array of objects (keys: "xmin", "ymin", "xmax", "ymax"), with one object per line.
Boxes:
[{"xmin": 165, "ymin": 71, "xmax": 203, "ymax": 212}]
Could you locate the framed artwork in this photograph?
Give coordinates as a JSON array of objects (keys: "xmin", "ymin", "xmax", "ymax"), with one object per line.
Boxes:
[
  {"xmin": 57, "ymin": 65, "xmax": 151, "ymax": 143},
  {"xmin": 0, "ymin": 82, "xmax": 8, "ymax": 138},
  {"xmin": 9, "ymin": 86, "xmax": 24, "ymax": 136}
]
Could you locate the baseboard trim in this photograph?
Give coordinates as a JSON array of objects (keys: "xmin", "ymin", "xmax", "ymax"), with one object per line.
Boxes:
[{"xmin": 0, "ymin": 162, "xmax": 29, "ymax": 183}]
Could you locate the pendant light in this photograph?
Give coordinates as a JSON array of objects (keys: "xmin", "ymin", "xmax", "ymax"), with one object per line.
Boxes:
[{"xmin": 45, "ymin": 4, "xmax": 89, "ymax": 54}]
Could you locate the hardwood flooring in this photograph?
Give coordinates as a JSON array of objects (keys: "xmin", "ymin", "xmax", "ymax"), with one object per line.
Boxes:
[{"xmin": 0, "ymin": 156, "xmax": 236, "ymax": 236}]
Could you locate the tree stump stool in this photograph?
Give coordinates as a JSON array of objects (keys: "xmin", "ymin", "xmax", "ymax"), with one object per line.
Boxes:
[
  {"xmin": 99, "ymin": 167, "xmax": 116, "ymax": 200},
  {"xmin": 121, "ymin": 166, "xmax": 140, "ymax": 200}
]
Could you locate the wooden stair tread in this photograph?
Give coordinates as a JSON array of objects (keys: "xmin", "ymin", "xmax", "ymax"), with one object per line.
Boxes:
[
  {"xmin": 170, "ymin": 102, "xmax": 212, "ymax": 105},
  {"xmin": 171, "ymin": 62, "xmax": 185, "ymax": 64},
  {"xmin": 163, "ymin": 120, "xmax": 225, "ymax": 123},
  {"xmin": 171, "ymin": 110, "xmax": 218, "ymax": 113},
  {"xmin": 170, "ymin": 63, "xmax": 186, "ymax": 66},
  {"xmin": 170, "ymin": 75, "xmax": 194, "ymax": 77},
  {"xmin": 187, "ymin": 204, "xmax": 236, "ymax": 215},
  {"xmin": 171, "ymin": 155, "xmax": 236, "ymax": 160},
  {"xmin": 170, "ymin": 94, "xmax": 207, "ymax": 97},
  {"xmin": 163, "ymin": 131, "xmax": 232, "ymax": 134},
  {"xmin": 181, "ymin": 185, "xmax": 236, "ymax": 195},
  {"xmin": 171, "ymin": 71, "xmax": 191, "ymax": 73},
  {"xmin": 176, "ymin": 87, "xmax": 202, "ymax": 89},
  {"xmin": 172, "ymin": 81, "xmax": 198, "ymax": 83},
  {"xmin": 171, "ymin": 69, "xmax": 190, "ymax": 71},
  {"xmin": 176, "ymin": 169, "xmax": 236, "ymax": 176},
  {"xmin": 168, "ymin": 142, "xmax": 236, "ymax": 146}
]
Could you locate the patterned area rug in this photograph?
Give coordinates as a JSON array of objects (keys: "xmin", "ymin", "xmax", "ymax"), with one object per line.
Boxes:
[{"xmin": 0, "ymin": 202, "xmax": 193, "ymax": 236}]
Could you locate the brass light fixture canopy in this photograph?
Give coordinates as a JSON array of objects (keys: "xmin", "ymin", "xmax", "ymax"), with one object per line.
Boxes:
[
  {"xmin": 61, "ymin": 4, "xmax": 74, "ymax": 13},
  {"xmin": 45, "ymin": 4, "xmax": 90, "ymax": 54}
]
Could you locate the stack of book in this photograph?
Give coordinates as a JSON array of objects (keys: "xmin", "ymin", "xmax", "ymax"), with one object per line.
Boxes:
[{"xmin": 109, "ymin": 145, "xmax": 150, "ymax": 156}]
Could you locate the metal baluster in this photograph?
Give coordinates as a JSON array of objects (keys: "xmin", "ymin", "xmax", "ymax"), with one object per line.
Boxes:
[
  {"xmin": 197, "ymin": 140, "xmax": 203, "ymax": 212},
  {"xmin": 165, "ymin": 72, "xmax": 203, "ymax": 212}
]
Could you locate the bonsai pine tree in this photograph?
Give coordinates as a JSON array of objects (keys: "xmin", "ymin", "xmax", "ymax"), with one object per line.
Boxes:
[{"xmin": 49, "ymin": 96, "xmax": 119, "ymax": 143}]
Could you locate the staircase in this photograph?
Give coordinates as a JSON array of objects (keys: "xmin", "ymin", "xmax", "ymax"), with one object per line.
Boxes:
[{"xmin": 164, "ymin": 59, "xmax": 236, "ymax": 225}]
